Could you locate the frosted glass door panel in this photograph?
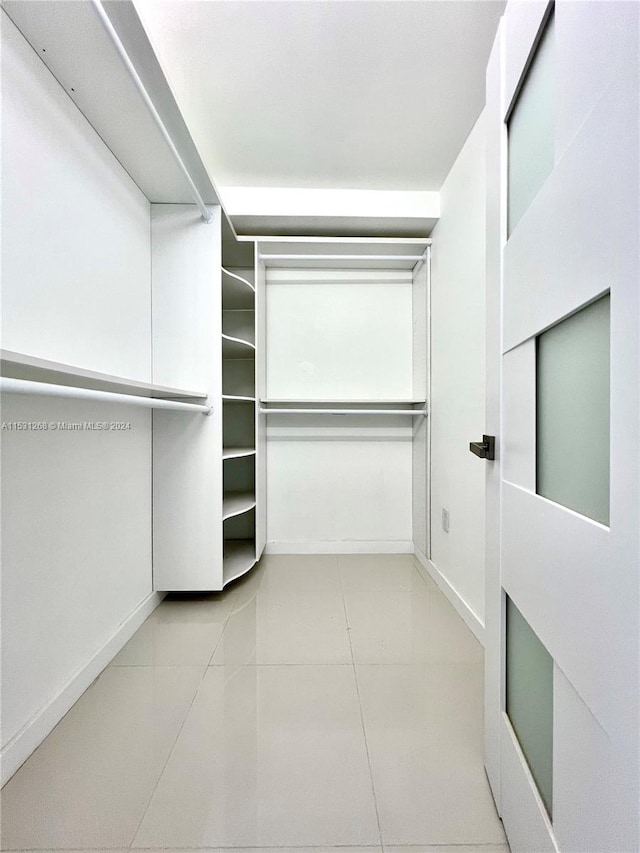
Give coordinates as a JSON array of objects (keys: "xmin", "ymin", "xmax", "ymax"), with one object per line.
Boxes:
[
  {"xmin": 266, "ymin": 272, "xmax": 413, "ymax": 400},
  {"xmin": 506, "ymin": 596, "xmax": 553, "ymax": 817},
  {"xmin": 508, "ymin": 15, "xmax": 554, "ymax": 236},
  {"xmin": 536, "ymin": 294, "xmax": 610, "ymax": 525}
]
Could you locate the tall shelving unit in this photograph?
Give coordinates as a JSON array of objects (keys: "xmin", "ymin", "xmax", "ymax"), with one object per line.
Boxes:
[
  {"xmin": 151, "ymin": 215, "xmax": 262, "ymax": 592},
  {"xmin": 221, "ymin": 261, "xmax": 258, "ymax": 586}
]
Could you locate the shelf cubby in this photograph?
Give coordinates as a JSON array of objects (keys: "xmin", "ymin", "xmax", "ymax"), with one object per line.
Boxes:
[
  {"xmin": 222, "ymin": 267, "xmax": 255, "ymax": 310},
  {"xmin": 222, "ymin": 492, "xmax": 257, "ymax": 520},
  {"xmin": 223, "ymin": 538, "xmax": 256, "ymax": 586},
  {"xmin": 222, "ymin": 310, "xmax": 255, "ymax": 345},
  {"xmin": 223, "ymin": 452, "xmax": 255, "ymax": 488},
  {"xmin": 222, "ymin": 334, "xmax": 256, "ymax": 359},
  {"xmin": 222, "ymin": 359, "xmax": 256, "ymax": 397},
  {"xmin": 223, "ymin": 398, "xmax": 255, "ymax": 449}
]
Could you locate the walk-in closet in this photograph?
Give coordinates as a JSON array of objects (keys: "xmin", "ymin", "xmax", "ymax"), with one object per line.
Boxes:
[{"xmin": 3, "ymin": 1, "xmax": 638, "ymax": 851}]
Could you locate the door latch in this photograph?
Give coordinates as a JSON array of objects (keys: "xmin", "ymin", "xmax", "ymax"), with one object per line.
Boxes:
[{"xmin": 469, "ymin": 435, "xmax": 495, "ymax": 460}]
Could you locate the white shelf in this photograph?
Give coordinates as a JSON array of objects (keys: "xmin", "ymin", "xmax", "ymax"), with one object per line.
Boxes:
[
  {"xmin": 223, "ymin": 539, "xmax": 256, "ymax": 586},
  {"xmin": 222, "ymin": 335, "xmax": 256, "ymax": 359},
  {"xmin": 257, "ymin": 238, "xmax": 432, "ymax": 268},
  {"xmin": 222, "ymin": 492, "xmax": 256, "ymax": 520},
  {"xmin": 0, "ymin": 350, "xmax": 206, "ymax": 400},
  {"xmin": 222, "ymin": 395, "xmax": 256, "ymax": 402},
  {"xmin": 261, "ymin": 398, "xmax": 426, "ymax": 404},
  {"xmin": 222, "ymin": 447, "xmax": 256, "ymax": 460},
  {"xmin": 261, "ymin": 407, "xmax": 426, "ymax": 416}
]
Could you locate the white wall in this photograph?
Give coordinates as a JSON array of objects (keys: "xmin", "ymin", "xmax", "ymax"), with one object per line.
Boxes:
[
  {"xmin": 428, "ymin": 112, "xmax": 486, "ymax": 632},
  {"xmin": 266, "ymin": 418, "xmax": 413, "ymax": 552},
  {"xmin": 266, "ymin": 269, "xmax": 413, "ymax": 401},
  {"xmin": 1, "ymin": 13, "xmax": 157, "ymax": 782},
  {"xmin": 1, "ymin": 11, "xmax": 151, "ymax": 381},
  {"xmin": 264, "ymin": 267, "xmax": 415, "ymax": 552}
]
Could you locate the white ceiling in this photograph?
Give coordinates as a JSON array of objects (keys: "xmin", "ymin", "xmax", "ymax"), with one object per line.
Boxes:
[{"xmin": 133, "ymin": 0, "xmax": 505, "ymax": 195}]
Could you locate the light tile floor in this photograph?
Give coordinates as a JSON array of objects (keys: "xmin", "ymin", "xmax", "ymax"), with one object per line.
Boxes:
[{"xmin": 1, "ymin": 554, "xmax": 508, "ymax": 853}]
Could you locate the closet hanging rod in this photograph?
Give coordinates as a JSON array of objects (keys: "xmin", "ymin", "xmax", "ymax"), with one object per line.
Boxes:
[
  {"xmin": 260, "ymin": 407, "xmax": 427, "ymax": 417},
  {"xmin": 258, "ymin": 254, "xmax": 427, "ymax": 262},
  {"xmin": 1, "ymin": 378, "xmax": 213, "ymax": 415},
  {"xmin": 90, "ymin": 0, "xmax": 214, "ymax": 225}
]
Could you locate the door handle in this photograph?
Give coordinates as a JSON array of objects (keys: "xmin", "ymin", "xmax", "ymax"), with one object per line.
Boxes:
[{"xmin": 469, "ymin": 435, "xmax": 495, "ymax": 460}]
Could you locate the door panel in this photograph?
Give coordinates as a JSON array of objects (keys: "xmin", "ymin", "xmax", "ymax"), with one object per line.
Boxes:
[
  {"xmin": 502, "ymin": 483, "xmax": 622, "ymax": 735},
  {"xmin": 485, "ymin": 2, "xmax": 639, "ymax": 850}
]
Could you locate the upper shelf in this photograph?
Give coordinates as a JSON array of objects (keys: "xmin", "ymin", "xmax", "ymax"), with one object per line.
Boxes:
[
  {"xmin": 257, "ymin": 237, "xmax": 431, "ymax": 271},
  {"xmin": 0, "ymin": 350, "xmax": 206, "ymax": 400},
  {"xmin": 1, "ymin": 0, "xmax": 226, "ymax": 212}
]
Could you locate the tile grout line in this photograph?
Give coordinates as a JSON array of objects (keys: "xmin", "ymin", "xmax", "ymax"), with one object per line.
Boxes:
[
  {"xmin": 336, "ymin": 556, "xmax": 384, "ymax": 850},
  {"xmin": 1, "ymin": 846, "xmax": 506, "ymax": 852},
  {"xmin": 126, "ymin": 593, "xmax": 239, "ymax": 850}
]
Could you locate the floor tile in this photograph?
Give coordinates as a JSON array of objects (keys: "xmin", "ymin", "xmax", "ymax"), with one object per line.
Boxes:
[
  {"xmin": 250, "ymin": 555, "xmax": 343, "ymax": 605},
  {"xmin": 344, "ymin": 577, "xmax": 482, "ymax": 665},
  {"xmin": 260, "ymin": 552, "xmax": 341, "ymax": 577},
  {"xmin": 357, "ymin": 664, "xmax": 506, "ymax": 846},
  {"xmin": 211, "ymin": 560, "xmax": 351, "ymax": 664},
  {"xmin": 111, "ymin": 593, "xmax": 233, "ymax": 666},
  {"xmin": 339, "ymin": 553, "xmax": 423, "ymax": 592},
  {"xmin": 422, "ymin": 586, "xmax": 484, "ymax": 664},
  {"xmin": 0, "ymin": 666, "xmax": 205, "ymax": 850},
  {"xmin": 132, "ymin": 665, "xmax": 380, "ymax": 848},
  {"xmin": 230, "ymin": 554, "xmax": 341, "ymax": 605}
]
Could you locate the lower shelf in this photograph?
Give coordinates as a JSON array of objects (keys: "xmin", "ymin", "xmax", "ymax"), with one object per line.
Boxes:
[
  {"xmin": 223, "ymin": 539, "xmax": 256, "ymax": 586},
  {"xmin": 223, "ymin": 492, "xmax": 256, "ymax": 520}
]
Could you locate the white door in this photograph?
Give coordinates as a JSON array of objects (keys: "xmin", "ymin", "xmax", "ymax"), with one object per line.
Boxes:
[{"xmin": 484, "ymin": 2, "xmax": 639, "ymax": 851}]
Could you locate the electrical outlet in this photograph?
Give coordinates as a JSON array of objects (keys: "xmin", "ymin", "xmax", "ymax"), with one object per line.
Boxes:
[{"xmin": 442, "ymin": 508, "xmax": 450, "ymax": 532}]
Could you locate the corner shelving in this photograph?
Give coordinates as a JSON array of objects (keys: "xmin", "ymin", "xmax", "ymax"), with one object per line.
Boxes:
[{"xmin": 221, "ymin": 260, "xmax": 257, "ymax": 587}]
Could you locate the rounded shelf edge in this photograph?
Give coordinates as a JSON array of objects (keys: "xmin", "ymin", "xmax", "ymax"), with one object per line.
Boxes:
[{"xmin": 221, "ymin": 267, "xmax": 255, "ymax": 292}]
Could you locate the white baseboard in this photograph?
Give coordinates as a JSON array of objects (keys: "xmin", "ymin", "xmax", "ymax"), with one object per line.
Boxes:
[
  {"xmin": 413, "ymin": 546, "xmax": 485, "ymax": 646},
  {"xmin": 265, "ymin": 540, "xmax": 414, "ymax": 555},
  {"xmin": 1, "ymin": 590, "xmax": 165, "ymax": 786}
]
